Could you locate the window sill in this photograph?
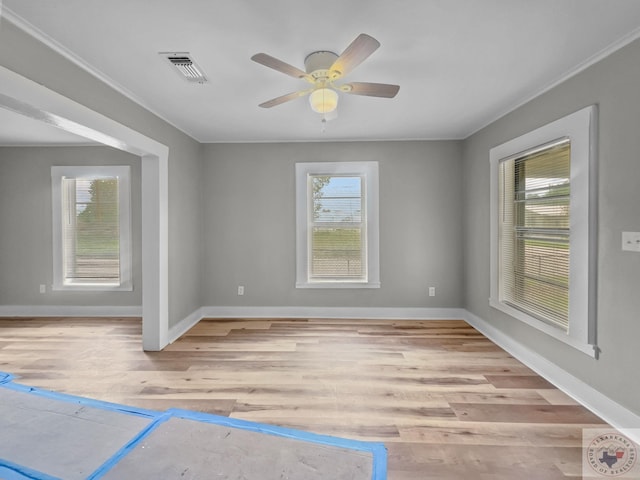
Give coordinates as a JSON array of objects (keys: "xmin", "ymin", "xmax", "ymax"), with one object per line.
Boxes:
[
  {"xmin": 296, "ymin": 281, "xmax": 381, "ymax": 289},
  {"xmin": 489, "ymin": 298, "xmax": 597, "ymax": 357},
  {"xmin": 52, "ymin": 282, "xmax": 133, "ymax": 292}
]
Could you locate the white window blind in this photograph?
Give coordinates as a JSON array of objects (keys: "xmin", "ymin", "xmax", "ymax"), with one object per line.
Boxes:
[
  {"xmin": 309, "ymin": 175, "xmax": 365, "ymax": 281},
  {"xmin": 499, "ymin": 139, "xmax": 570, "ymax": 330},
  {"xmin": 52, "ymin": 166, "xmax": 132, "ymax": 291},
  {"xmin": 62, "ymin": 176, "xmax": 121, "ymax": 284}
]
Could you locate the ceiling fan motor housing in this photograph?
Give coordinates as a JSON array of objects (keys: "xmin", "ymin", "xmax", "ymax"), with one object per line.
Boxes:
[{"xmin": 304, "ymin": 51, "xmax": 339, "ymax": 81}]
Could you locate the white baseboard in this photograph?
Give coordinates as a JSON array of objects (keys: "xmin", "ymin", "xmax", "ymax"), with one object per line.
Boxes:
[
  {"xmin": 168, "ymin": 307, "xmax": 203, "ymax": 344},
  {"xmin": 463, "ymin": 310, "xmax": 640, "ymax": 444},
  {"xmin": 199, "ymin": 306, "xmax": 466, "ymax": 320},
  {"xmin": 0, "ymin": 305, "xmax": 142, "ymax": 317}
]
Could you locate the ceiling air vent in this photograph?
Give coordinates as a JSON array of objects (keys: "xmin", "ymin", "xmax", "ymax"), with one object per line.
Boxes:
[{"xmin": 160, "ymin": 52, "xmax": 207, "ymax": 84}]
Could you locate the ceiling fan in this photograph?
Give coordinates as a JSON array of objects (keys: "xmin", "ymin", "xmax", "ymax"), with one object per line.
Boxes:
[{"xmin": 251, "ymin": 33, "xmax": 399, "ymax": 116}]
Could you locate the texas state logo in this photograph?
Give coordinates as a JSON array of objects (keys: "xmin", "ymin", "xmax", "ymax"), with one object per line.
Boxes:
[{"xmin": 584, "ymin": 430, "xmax": 638, "ymax": 478}]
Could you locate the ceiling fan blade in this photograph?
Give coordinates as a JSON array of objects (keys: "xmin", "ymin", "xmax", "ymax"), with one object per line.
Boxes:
[
  {"xmin": 258, "ymin": 89, "xmax": 312, "ymax": 108},
  {"xmin": 339, "ymin": 82, "xmax": 400, "ymax": 98},
  {"xmin": 251, "ymin": 53, "xmax": 313, "ymax": 82},
  {"xmin": 330, "ymin": 34, "xmax": 380, "ymax": 79}
]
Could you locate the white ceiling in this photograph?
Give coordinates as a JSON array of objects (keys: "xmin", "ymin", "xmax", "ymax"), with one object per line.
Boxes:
[{"xmin": 3, "ymin": 1, "xmax": 640, "ymax": 144}]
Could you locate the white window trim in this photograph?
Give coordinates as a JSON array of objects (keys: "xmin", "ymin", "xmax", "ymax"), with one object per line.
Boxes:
[
  {"xmin": 489, "ymin": 105, "xmax": 598, "ymax": 357},
  {"xmin": 296, "ymin": 161, "xmax": 380, "ymax": 289},
  {"xmin": 52, "ymin": 165, "xmax": 133, "ymax": 291}
]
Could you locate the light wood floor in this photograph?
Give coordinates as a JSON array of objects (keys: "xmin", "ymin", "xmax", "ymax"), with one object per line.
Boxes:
[{"xmin": 0, "ymin": 317, "xmax": 606, "ymax": 479}]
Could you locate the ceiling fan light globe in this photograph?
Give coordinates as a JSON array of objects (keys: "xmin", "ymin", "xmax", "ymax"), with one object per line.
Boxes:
[{"xmin": 309, "ymin": 88, "xmax": 338, "ymax": 114}]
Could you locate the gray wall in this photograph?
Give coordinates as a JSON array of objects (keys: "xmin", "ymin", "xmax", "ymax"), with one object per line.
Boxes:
[
  {"xmin": 0, "ymin": 19, "xmax": 203, "ymax": 328},
  {"xmin": 462, "ymin": 38, "xmax": 640, "ymax": 415},
  {"xmin": 0, "ymin": 146, "xmax": 142, "ymax": 306},
  {"xmin": 201, "ymin": 141, "xmax": 463, "ymax": 308}
]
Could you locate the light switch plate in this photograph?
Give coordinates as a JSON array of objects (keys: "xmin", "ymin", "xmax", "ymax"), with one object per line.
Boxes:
[{"xmin": 622, "ymin": 232, "xmax": 640, "ymax": 252}]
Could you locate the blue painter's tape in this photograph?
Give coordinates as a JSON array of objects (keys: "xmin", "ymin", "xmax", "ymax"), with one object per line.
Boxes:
[
  {"xmin": 0, "ymin": 371, "xmax": 14, "ymax": 384},
  {"xmin": 87, "ymin": 412, "xmax": 173, "ymax": 480},
  {"xmin": 166, "ymin": 408, "xmax": 388, "ymax": 480},
  {"xmin": 372, "ymin": 443, "xmax": 388, "ymax": 480},
  {"xmin": 0, "ymin": 459, "xmax": 60, "ymax": 480}
]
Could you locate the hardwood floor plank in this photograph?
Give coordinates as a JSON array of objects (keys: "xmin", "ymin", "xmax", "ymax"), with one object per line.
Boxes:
[
  {"xmin": 485, "ymin": 374, "xmax": 557, "ymax": 389},
  {"xmin": 443, "ymin": 390, "xmax": 551, "ymax": 405},
  {"xmin": 398, "ymin": 421, "xmax": 583, "ymax": 446},
  {"xmin": 536, "ymin": 388, "xmax": 581, "ymax": 406},
  {"xmin": 123, "ymin": 398, "xmax": 236, "ymax": 416},
  {"xmin": 450, "ymin": 402, "xmax": 607, "ymax": 424}
]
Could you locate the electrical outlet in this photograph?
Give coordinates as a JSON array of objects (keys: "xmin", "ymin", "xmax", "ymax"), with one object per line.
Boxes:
[
  {"xmin": 39, "ymin": 284, "xmax": 46, "ymax": 294},
  {"xmin": 237, "ymin": 285, "xmax": 245, "ymax": 296},
  {"xmin": 429, "ymin": 287, "xmax": 435, "ymax": 297},
  {"xmin": 622, "ymin": 232, "xmax": 640, "ymax": 252}
]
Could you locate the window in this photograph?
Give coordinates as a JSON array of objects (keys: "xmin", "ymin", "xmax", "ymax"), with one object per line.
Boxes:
[
  {"xmin": 499, "ymin": 139, "xmax": 571, "ymax": 330},
  {"xmin": 489, "ymin": 106, "xmax": 597, "ymax": 356},
  {"xmin": 296, "ymin": 162, "xmax": 380, "ymax": 288},
  {"xmin": 52, "ymin": 166, "xmax": 132, "ymax": 290}
]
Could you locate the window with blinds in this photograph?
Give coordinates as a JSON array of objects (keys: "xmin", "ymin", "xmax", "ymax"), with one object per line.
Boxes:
[
  {"xmin": 296, "ymin": 161, "xmax": 380, "ymax": 288},
  {"xmin": 310, "ymin": 175, "xmax": 365, "ymax": 281},
  {"xmin": 52, "ymin": 166, "xmax": 132, "ymax": 290},
  {"xmin": 490, "ymin": 106, "xmax": 596, "ymax": 356},
  {"xmin": 498, "ymin": 139, "xmax": 571, "ymax": 331},
  {"xmin": 62, "ymin": 176, "xmax": 120, "ymax": 284}
]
